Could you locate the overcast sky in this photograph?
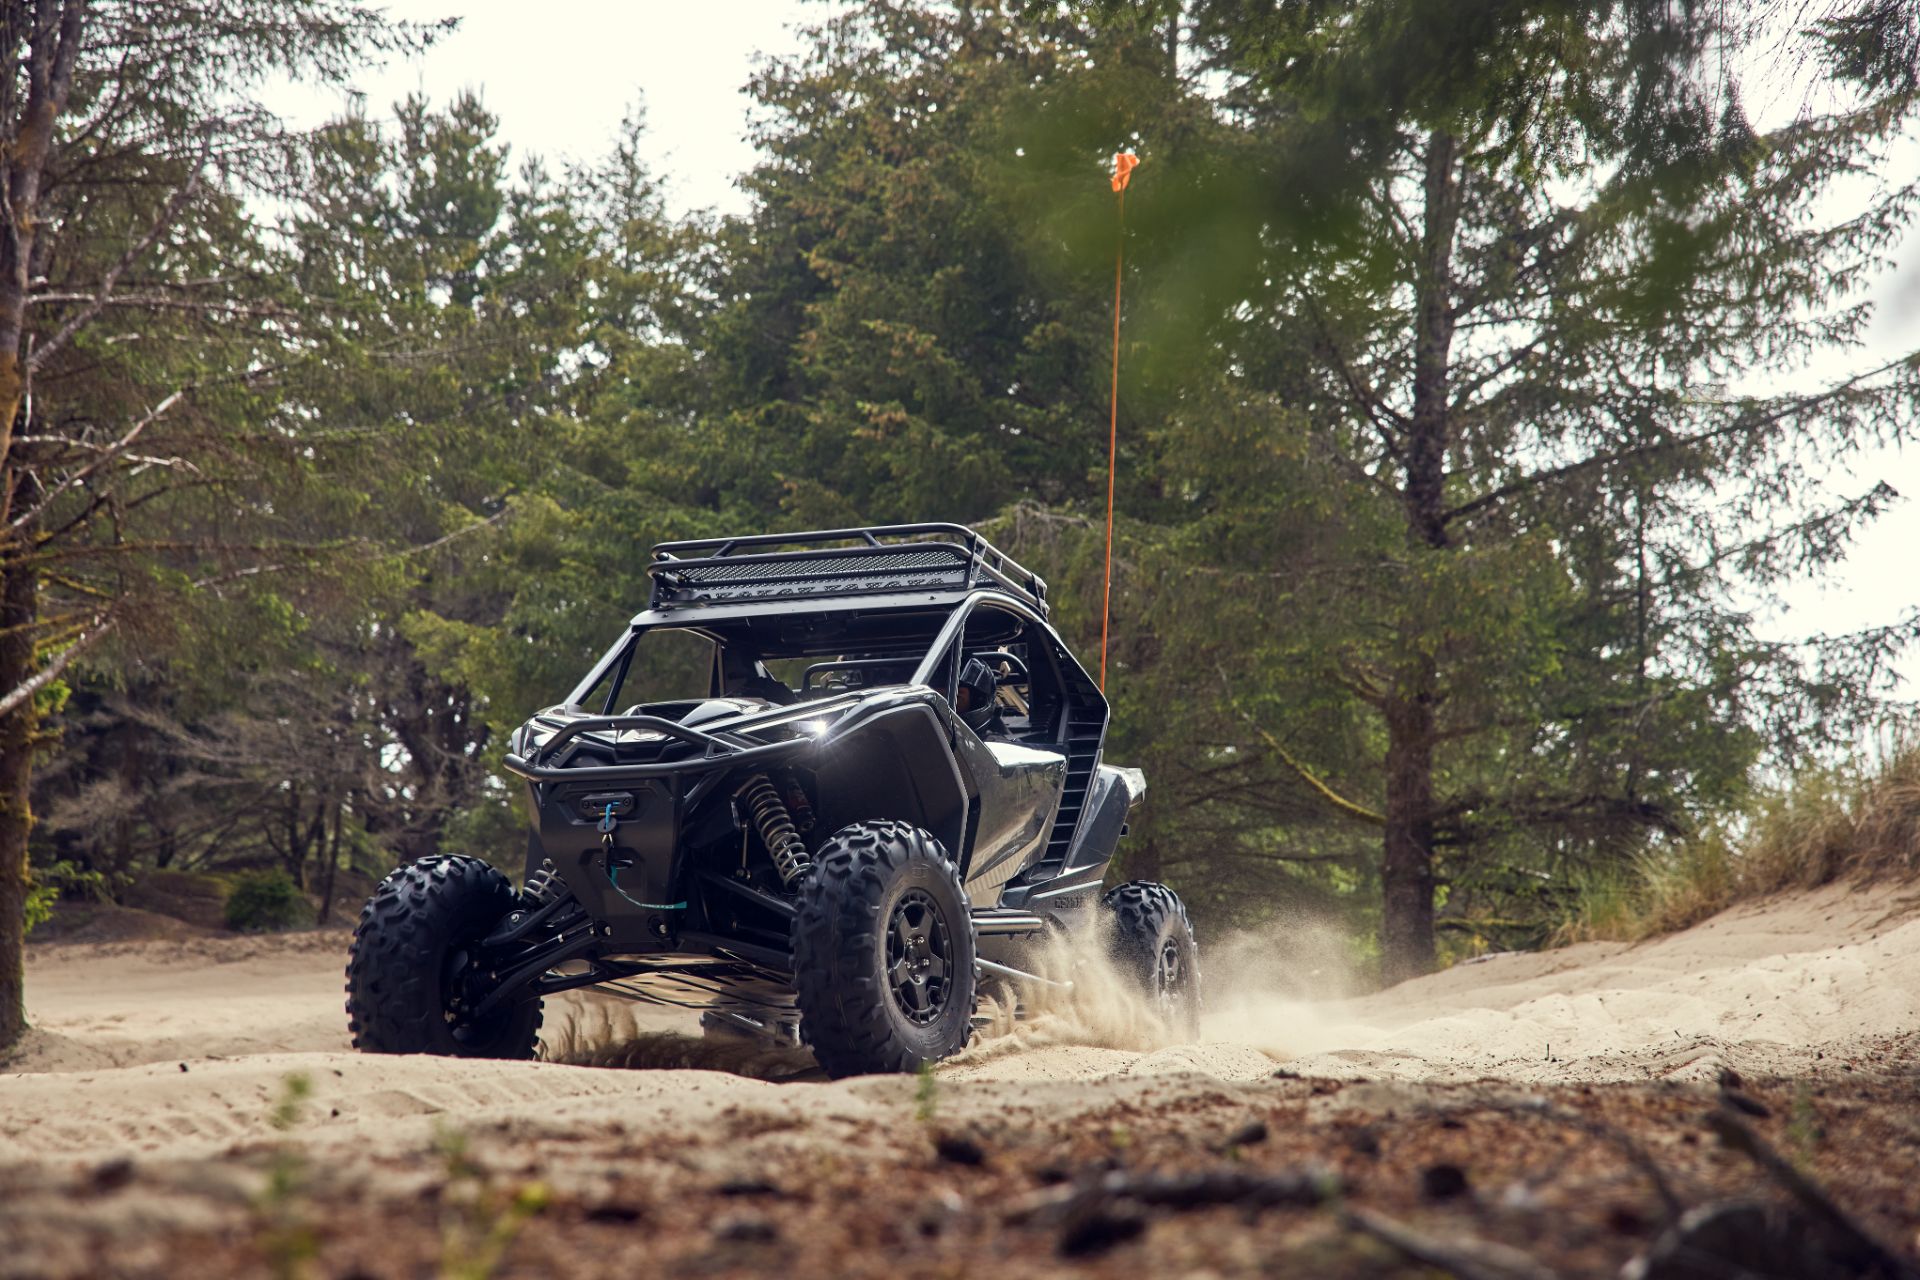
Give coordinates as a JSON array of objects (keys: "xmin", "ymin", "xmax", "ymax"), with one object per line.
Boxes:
[{"xmin": 271, "ymin": 1, "xmax": 1920, "ymax": 685}]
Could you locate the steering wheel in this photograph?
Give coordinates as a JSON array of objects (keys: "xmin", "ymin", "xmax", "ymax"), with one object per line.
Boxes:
[{"xmin": 968, "ymin": 650, "xmax": 1030, "ymax": 688}]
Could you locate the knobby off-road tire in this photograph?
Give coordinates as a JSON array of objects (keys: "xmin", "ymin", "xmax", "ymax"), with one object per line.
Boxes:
[
  {"xmin": 1103, "ymin": 880, "xmax": 1202, "ymax": 1038},
  {"xmin": 791, "ymin": 820, "xmax": 977, "ymax": 1078},
  {"xmin": 345, "ymin": 855, "xmax": 543, "ymax": 1059}
]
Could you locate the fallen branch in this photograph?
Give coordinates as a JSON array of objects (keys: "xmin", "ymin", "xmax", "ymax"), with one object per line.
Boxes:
[
  {"xmin": 1007, "ymin": 1165, "xmax": 1338, "ymax": 1226},
  {"xmin": 1708, "ymin": 1106, "xmax": 1920, "ymax": 1280},
  {"xmin": 1007, "ymin": 1165, "xmax": 1341, "ymax": 1259},
  {"xmin": 1446, "ymin": 1098, "xmax": 1687, "ymax": 1224},
  {"xmin": 1344, "ymin": 1206, "xmax": 1558, "ymax": 1280}
]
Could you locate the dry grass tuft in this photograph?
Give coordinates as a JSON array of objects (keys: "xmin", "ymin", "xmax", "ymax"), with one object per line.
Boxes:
[
  {"xmin": 539, "ymin": 1002, "xmax": 822, "ymax": 1082},
  {"xmin": 1559, "ymin": 741, "xmax": 1920, "ymax": 945}
]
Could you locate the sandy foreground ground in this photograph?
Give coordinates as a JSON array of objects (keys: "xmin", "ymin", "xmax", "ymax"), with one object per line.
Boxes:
[{"xmin": 2, "ymin": 882, "xmax": 1917, "ymax": 1277}]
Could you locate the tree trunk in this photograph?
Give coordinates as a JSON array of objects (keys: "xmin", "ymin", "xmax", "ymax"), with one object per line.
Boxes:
[
  {"xmin": 1382, "ymin": 680, "xmax": 1438, "ymax": 983},
  {"xmin": 1122, "ymin": 834, "xmax": 1163, "ymax": 886},
  {"xmin": 111, "ymin": 721, "xmax": 140, "ymax": 879},
  {"xmin": 317, "ymin": 794, "xmax": 343, "ymax": 927},
  {"xmin": 1379, "ymin": 129, "xmax": 1463, "ymax": 982},
  {"xmin": 282, "ymin": 784, "xmax": 305, "ymax": 886},
  {"xmin": 0, "ymin": 558, "xmax": 38, "ymax": 1049},
  {"xmin": 0, "ymin": 1, "xmax": 87, "ymax": 1054}
]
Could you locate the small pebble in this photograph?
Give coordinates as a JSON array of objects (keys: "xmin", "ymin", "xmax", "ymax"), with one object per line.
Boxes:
[
  {"xmin": 934, "ymin": 1133, "xmax": 986, "ymax": 1166},
  {"xmin": 1223, "ymin": 1119, "xmax": 1269, "ymax": 1149},
  {"xmin": 1420, "ymin": 1163, "xmax": 1471, "ymax": 1201},
  {"xmin": 713, "ymin": 1213, "xmax": 778, "ymax": 1244}
]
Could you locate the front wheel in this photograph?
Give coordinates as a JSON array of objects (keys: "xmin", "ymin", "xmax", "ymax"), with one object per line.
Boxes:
[
  {"xmin": 345, "ymin": 855, "xmax": 543, "ymax": 1059},
  {"xmin": 1103, "ymin": 880, "xmax": 1202, "ymax": 1038},
  {"xmin": 791, "ymin": 821, "xmax": 977, "ymax": 1078}
]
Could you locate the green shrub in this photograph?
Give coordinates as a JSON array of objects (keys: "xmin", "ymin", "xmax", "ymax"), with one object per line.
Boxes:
[
  {"xmin": 24, "ymin": 880, "xmax": 56, "ymax": 935},
  {"xmin": 1557, "ymin": 740, "xmax": 1920, "ymax": 945},
  {"xmin": 225, "ymin": 869, "xmax": 311, "ymax": 933},
  {"xmin": 24, "ymin": 859, "xmax": 111, "ymax": 936}
]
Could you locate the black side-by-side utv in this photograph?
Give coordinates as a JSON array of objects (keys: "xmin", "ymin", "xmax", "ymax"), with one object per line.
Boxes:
[{"xmin": 344, "ymin": 524, "xmax": 1200, "ymax": 1077}]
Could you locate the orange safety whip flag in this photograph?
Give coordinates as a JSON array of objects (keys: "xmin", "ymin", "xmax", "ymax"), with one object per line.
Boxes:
[{"xmin": 1100, "ymin": 152, "xmax": 1139, "ymax": 692}]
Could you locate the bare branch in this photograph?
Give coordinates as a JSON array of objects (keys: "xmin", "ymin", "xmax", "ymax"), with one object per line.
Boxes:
[
  {"xmin": 9, "ymin": 388, "xmax": 184, "ymax": 532},
  {"xmin": 0, "ymin": 612, "xmax": 112, "ymax": 722},
  {"xmin": 397, "ymin": 505, "xmax": 512, "ymax": 558}
]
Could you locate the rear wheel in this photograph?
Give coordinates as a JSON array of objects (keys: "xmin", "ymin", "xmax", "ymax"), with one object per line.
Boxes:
[
  {"xmin": 345, "ymin": 855, "xmax": 543, "ymax": 1059},
  {"xmin": 1102, "ymin": 880, "xmax": 1202, "ymax": 1038},
  {"xmin": 791, "ymin": 820, "xmax": 977, "ymax": 1077}
]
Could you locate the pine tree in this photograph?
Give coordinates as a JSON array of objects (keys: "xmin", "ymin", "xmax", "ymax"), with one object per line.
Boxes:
[
  {"xmin": 0, "ymin": 1, "xmax": 429, "ymax": 1051},
  {"xmin": 1131, "ymin": 0, "xmax": 1920, "ymax": 977}
]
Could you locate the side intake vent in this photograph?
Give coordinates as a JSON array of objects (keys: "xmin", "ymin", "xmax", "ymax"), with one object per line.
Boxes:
[{"xmin": 1034, "ymin": 700, "xmax": 1107, "ymax": 873}]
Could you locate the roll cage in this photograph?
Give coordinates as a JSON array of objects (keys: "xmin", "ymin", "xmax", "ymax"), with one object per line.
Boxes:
[{"xmin": 503, "ymin": 527, "xmax": 1107, "ymax": 845}]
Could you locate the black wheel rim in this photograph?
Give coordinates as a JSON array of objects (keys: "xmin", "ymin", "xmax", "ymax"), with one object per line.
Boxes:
[
  {"xmin": 441, "ymin": 937, "xmax": 503, "ymax": 1047},
  {"xmin": 1154, "ymin": 938, "xmax": 1188, "ymax": 1018},
  {"xmin": 885, "ymin": 889, "xmax": 953, "ymax": 1026}
]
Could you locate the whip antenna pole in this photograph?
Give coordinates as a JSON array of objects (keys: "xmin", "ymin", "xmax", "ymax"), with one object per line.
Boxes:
[{"xmin": 1101, "ymin": 150, "xmax": 1137, "ymax": 693}]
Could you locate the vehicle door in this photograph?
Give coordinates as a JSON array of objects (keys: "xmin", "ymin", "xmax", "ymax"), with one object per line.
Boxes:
[{"xmin": 936, "ymin": 602, "xmax": 1066, "ymax": 903}]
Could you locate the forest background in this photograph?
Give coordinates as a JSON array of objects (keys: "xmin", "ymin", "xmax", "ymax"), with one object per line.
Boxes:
[{"xmin": 5, "ymin": 0, "xmax": 1920, "ymax": 1049}]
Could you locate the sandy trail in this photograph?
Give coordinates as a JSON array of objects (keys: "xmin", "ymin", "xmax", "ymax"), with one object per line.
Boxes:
[
  {"xmin": 2, "ymin": 880, "xmax": 1915, "ymax": 1168},
  {"xmin": 1, "ymin": 884, "xmax": 1917, "ymax": 1279}
]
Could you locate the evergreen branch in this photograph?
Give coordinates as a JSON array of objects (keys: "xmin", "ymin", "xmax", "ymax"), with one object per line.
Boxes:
[
  {"xmin": 1227, "ymin": 696, "xmax": 1385, "ymax": 827},
  {"xmin": 16, "ymin": 537, "xmax": 346, "ymax": 567},
  {"xmin": 1304, "ymin": 291, "xmax": 1407, "ymax": 452},
  {"xmin": 1441, "ymin": 352, "xmax": 1918, "ymax": 527},
  {"xmin": 0, "ymin": 559, "xmax": 302, "ymax": 723},
  {"xmin": 31, "ymin": 474, "xmax": 223, "ymax": 552},
  {"xmin": 398, "ymin": 505, "xmax": 513, "ymax": 558},
  {"xmin": 27, "ymin": 162, "xmax": 206, "ymax": 374},
  {"xmin": 25, "ymin": 292, "xmax": 298, "ymax": 319}
]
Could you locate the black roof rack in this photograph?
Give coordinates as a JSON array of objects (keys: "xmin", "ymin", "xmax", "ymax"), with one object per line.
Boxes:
[{"xmin": 647, "ymin": 523, "xmax": 1049, "ymax": 617}]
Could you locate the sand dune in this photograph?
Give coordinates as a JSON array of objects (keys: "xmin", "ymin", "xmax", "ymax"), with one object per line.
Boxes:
[{"xmin": 1236, "ymin": 881, "xmax": 1920, "ymax": 1083}]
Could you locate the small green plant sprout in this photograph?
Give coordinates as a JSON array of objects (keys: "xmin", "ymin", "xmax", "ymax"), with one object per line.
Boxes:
[
  {"xmin": 434, "ymin": 1124, "xmax": 551, "ymax": 1280},
  {"xmin": 257, "ymin": 1072, "xmax": 317, "ymax": 1280},
  {"xmin": 269, "ymin": 1072, "xmax": 313, "ymax": 1131},
  {"xmin": 1787, "ymin": 1082, "xmax": 1825, "ymax": 1163},
  {"xmin": 914, "ymin": 1059, "xmax": 939, "ymax": 1125}
]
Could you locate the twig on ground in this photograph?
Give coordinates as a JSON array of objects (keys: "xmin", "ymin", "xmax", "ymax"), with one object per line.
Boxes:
[
  {"xmin": 1007, "ymin": 1166, "xmax": 1340, "ymax": 1260},
  {"xmin": 1343, "ymin": 1206, "xmax": 1559, "ymax": 1280},
  {"xmin": 1406, "ymin": 1097, "xmax": 1688, "ymax": 1224},
  {"xmin": 1006, "ymin": 1165, "xmax": 1338, "ymax": 1226},
  {"xmin": 1707, "ymin": 1105, "xmax": 1920, "ymax": 1280}
]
